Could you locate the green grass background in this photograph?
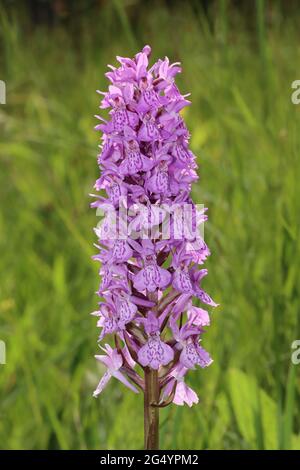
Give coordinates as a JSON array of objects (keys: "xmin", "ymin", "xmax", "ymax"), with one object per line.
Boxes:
[{"xmin": 0, "ymin": 0, "xmax": 299, "ymax": 449}]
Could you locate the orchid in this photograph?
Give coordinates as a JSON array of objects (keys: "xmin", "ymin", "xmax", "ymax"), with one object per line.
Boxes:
[
  {"xmin": 93, "ymin": 344, "xmax": 139, "ymax": 397},
  {"xmin": 91, "ymin": 46, "xmax": 218, "ymax": 449},
  {"xmin": 162, "ymin": 366, "xmax": 199, "ymax": 407}
]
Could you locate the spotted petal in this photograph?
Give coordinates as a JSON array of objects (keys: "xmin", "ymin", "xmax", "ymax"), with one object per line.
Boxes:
[
  {"xmin": 138, "ymin": 336, "xmax": 174, "ymax": 369},
  {"xmin": 180, "ymin": 341, "xmax": 212, "ymax": 369}
]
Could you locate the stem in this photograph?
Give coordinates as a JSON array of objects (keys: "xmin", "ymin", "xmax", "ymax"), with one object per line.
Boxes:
[{"xmin": 144, "ymin": 367, "xmax": 159, "ymax": 450}]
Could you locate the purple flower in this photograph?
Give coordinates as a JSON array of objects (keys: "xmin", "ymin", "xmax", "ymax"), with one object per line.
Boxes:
[
  {"xmin": 93, "ymin": 345, "xmax": 139, "ymax": 397},
  {"xmin": 94, "ymin": 305, "xmax": 118, "ymax": 340},
  {"xmin": 138, "ymin": 333, "xmax": 174, "ymax": 369},
  {"xmin": 111, "ymin": 240, "xmax": 133, "ymax": 263},
  {"xmin": 146, "ymin": 161, "xmax": 170, "ymax": 195},
  {"xmin": 93, "ymin": 293, "xmax": 138, "ymax": 339},
  {"xmin": 186, "ymin": 303, "xmax": 210, "ymax": 327},
  {"xmin": 115, "ymin": 295, "xmax": 138, "ymax": 329},
  {"xmin": 173, "ymin": 381, "xmax": 199, "ymax": 407},
  {"xmin": 170, "ymin": 318, "xmax": 212, "ymax": 369},
  {"xmin": 133, "ymin": 256, "xmax": 171, "ymax": 293},
  {"xmin": 180, "ymin": 339, "xmax": 213, "ymax": 369},
  {"xmin": 162, "ymin": 367, "xmax": 199, "ymax": 407},
  {"xmin": 137, "ymin": 311, "xmax": 174, "ymax": 369},
  {"xmin": 138, "ymin": 113, "xmax": 161, "ymax": 142},
  {"xmin": 91, "ymin": 45, "xmax": 218, "ymax": 408},
  {"xmin": 172, "ymin": 267, "xmax": 194, "ymax": 294},
  {"xmin": 119, "ymin": 139, "xmax": 154, "ymax": 176}
]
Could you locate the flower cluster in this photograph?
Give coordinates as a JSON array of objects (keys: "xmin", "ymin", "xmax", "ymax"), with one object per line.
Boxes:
[{"xmin": 91, "ymin": 46, "xmax": 218, "ymax": 407}]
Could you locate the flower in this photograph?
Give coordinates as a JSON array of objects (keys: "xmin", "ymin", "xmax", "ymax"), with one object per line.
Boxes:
[
  {"xmin": 133, "ymin": 256, "xmax": 171, "ymax": 293},
  {"xmin": 170, "ymin": 317, "xmax": 213, "ymax": 369},
  {"xmin": 92, "ymin": 293, "xmax": 138, "ymax": 339},
  {"xmin": 137, "ymin": 312, "xmax": 174, "ymax": 369},
  {"xmin": 93, "ymin": 344, "xmax": 139, "ymax": 397},
  {"xmin": 91, "ymin": 45, "xmax": 218, "ymax": 406},
  {"xmin": 138, "ymin": 333, "xmax": 174, "ymax": 370},
  {"xmin": 173, "ymin": 381, "xmax": 199, "ymax": 407},
  {"xmin": 180, "ymin": 339, "xmax": 213, "ymax": 369},
  {"xmin": 162, "ymin": 366, "xmax": 199, "ymax": 407}
]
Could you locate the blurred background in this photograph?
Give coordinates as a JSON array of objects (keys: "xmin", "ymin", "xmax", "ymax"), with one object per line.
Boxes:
[{"xmin": 0, "ymin": 0, "xmax": 300, "ymax": 450}]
